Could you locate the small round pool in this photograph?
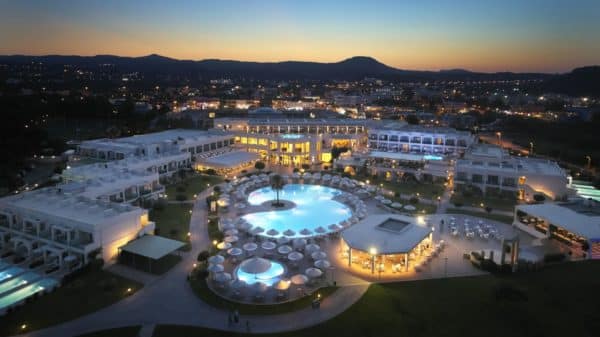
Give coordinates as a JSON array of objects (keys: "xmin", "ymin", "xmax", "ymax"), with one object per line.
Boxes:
[
  {"xmin": 235, "ymin": 257, "xmax": 285, "ymax": 286},
  {"xmin": 242, "ymin": 184, "xmax": 352, "ymax": 238}
]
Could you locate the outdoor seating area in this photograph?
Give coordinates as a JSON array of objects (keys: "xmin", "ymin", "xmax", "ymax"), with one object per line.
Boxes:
[
  {"xmin": 446, "ymin": 217, "xmax": 504, "ymax": 242},
  {"xmin": 206, "ymin": 232, "xmax": 333, "ymax": 304}
]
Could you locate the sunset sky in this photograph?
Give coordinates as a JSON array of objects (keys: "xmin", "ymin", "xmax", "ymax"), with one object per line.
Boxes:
[{"xmin": 1, "ymin": 0, "xmax": 599, "ymax": 73}]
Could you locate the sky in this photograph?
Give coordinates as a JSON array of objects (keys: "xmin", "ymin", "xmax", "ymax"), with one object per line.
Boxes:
[{"xmin": 0, "ymin": 0, "xmax": 599, "ymax": 73}]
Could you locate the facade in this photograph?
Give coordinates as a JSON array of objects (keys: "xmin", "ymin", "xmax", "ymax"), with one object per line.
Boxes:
[
  {"xmin": 214, "ymin": 117, "xmax": 372, "ymax": 135},
  {"xmin": 367, "ymin": 123, "xmax": 476, "ymax": 156},
  {"xmin": 0, "ymin": 188, "xmax": 154, "ymax": 268},
  {"xmin": 76, "ymin": 129, "xmax": 235, "ymax": 163},
  {"xmin": 236, "ymin": 133, "xmax": 326, "ymax": 166},
  {"xmin": 455, "ymin": 144, "xmax": 572, "ymax": 200},
  {"xmin": 513, "ymin": 201, "xmax": 600, "ymax": 259}
]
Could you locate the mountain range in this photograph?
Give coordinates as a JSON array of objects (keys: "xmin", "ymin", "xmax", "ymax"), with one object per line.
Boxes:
[{"xmin": 0, "ymin": 54, "xmax": 599, "ymax": 95}]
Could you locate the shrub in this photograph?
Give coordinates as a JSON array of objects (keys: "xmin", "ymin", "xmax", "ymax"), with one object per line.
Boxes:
[
  {"xmin": 533, "ymin": 194, "xmax": 546, "ymax": 202},
  {"xmin": 293, "ymin": 168, "xmax": 300, "ymax": 173},
  {"xmin": 453, "ymin": 202, "xmax": 463, "ymax": 207},
  {"xmin": 175, "ymin": 194, "xmax": 187, "ymax": 201},
  {"xmin": 204, "ymin": 169, "xmax": 217, "ymax": 175},
  {"xmin": 197, "ymin": 250, "xmax": 210, "ymax": 262},
  {"xmin": 176, "ymin": 185, "xmax": 186, "ymax": 193},
  {"xmin": 254, "ymin": 161, "xmax": 265, "ymax": 171},
  {"xmin": 301, "ymin": 163, "xmax": 311, "ymax": 170},
  {"xmin": 394, "ymin": 191, "xmax": 400, "ymax": 198},
  {"xmin": 409, "ymin": 196, "xmax": 419, "ymax": 204},
  {"xmin": 485, "ymin": 206, "xmax": 493, "ymax": 213},
  {"xmin": 213, "ymin": 186, "xmax": 221, "ymax": 194},
  {"xmin": 543, "ymin": 253, "xmax": 566, "ymax": 263},
  {"xmin": 153, "ymin": 199, "xmax": 167, "ymax": 210}
]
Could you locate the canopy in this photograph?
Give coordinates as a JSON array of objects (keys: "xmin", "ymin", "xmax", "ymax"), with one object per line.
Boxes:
[{"xmin": 119, "ymin": 235, "xmax": 185, "ymax": 260}]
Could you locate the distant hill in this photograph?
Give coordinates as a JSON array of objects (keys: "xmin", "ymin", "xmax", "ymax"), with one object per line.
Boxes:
[
  {"xmin": 0, "ymin": 54, "xmax": 552, "ymax": 82},
  {"xmin": 542, "ymin": 66, "xmax": 600, "ymax": 97}
]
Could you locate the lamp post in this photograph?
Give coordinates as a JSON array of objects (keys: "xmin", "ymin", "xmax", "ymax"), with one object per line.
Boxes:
[
  {"xmin": 585, "ymin": 155, "xmax": 592, "ymax": 169},
  {"xmin": 529, "ymin": 142, "xmax": 534, "ymax": 155},
  {"xmin": 496, "ymin": 132, "xmax": 502, "ymax": 147}
]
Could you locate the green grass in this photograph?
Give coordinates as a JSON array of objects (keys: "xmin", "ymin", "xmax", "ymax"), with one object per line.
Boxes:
[
  {"xmin": 381, "ymin": 180, "xmax": 445, "ymax": 199},
  {"xmin": 446, "ymin": 208, "xmax": 514, "ymax": 224},
  {"xmin": 188, "ymin": 277, "xmax": 337, "ymax": 315},
  {"xmin": 450, "ymin": 193, "xmax": 517, "ymax": 212},
  {"xmin": 166, "ymin": 174, "xmax": 223, "ymax": 201},
  {"xmin": 0, "ymin": 269, "xmax": 142, "ymax": 337},
  {"xmin": 149, "ymin": 203, "xmax": 193, "ymax": 243},
  {"xmin": 76, "ymin": 326, "xmax": 142, "ymax": 337},
  {"xmin": 154, "ymin": 260, "xmax": 600, "ymax": 337}
]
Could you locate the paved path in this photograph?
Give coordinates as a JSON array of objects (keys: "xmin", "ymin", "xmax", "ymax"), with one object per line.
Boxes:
[{"xmin": 17, "ymin": 186, "xmax": 369, "ymax": 337}]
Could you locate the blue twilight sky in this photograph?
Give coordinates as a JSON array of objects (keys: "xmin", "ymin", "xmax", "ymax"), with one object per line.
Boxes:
[{"xmin": 0, "ymin": 0, "xmax": 599, "ymax": 72}]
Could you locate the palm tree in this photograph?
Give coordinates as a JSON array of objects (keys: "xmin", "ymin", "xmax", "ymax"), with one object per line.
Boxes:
[{"xmin": 270, "ymin": 174, "xmax": 285, "ymax": 207}]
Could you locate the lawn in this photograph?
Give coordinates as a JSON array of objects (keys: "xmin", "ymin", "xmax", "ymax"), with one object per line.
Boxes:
[
  {"xmin": 149, "ymin": 203, "xmax": 193, "ymax": 243},
  {"xmin": 381, "ymin": 180, "xmax": 445, "ymax": 199},
  {"xmin": 450, "ymin": 193, "xmax": 517, "ymax": 212},
  {"xmin": 189, "ymin": 276, "xmax": 337, "ymax": 315},
  {"xmin": 166, "ymin": 174, "xmax": 223, "ymax": 201},
  {"xmin": 446, "ymin": 208, "xmax": 515, "ymax": 224},
  {"xmin": 0, "ymin": 269, "xmax": 141, "ymax": 337},
  {"xmin": 153, "ymin": 260, "xmax": 600, "ymax": 337},
  {"xmin": 76, "ymin": 326, "xmax": 141, "ymax": 337}
]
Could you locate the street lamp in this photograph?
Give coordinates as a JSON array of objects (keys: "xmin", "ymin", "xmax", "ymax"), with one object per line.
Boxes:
[
  {"xmin": 585, "ymin": 155, "xmax": 592, "ymax": 169},
  {"xmin": 529, "ymin": 142, "xmax": 534, "ymax": 155},
  {"xmin": 496, "ymin": 132, "xmax": 502, "ymax": 147}
]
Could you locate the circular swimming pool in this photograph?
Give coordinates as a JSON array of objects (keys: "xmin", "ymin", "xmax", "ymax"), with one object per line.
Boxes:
[
  {"xmin": 242, "ymin": 184, "xmax": 352, "ymax": 238},
  {"xmin": 234, "ymin": 257, "xmax": 285, "ymax": 286}
]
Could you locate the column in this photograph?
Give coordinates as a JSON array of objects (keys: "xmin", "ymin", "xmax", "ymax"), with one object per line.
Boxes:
[
  {"xmin": 348, "ymin": 248, "xmax": 352, "ymax": 267},
  {"xmin": 405, "ymin": 253, "xmax": 409, "ymax": 272}
]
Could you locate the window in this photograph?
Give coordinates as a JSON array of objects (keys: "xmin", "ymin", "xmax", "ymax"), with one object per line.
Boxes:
[
  {"xmin": 422, "ymin": 137, "xmax": 432, "ymax": 144},
  {"xmin": 486, "ymin": 175, "xmax": 499, "ymax": 185},
  {"xmin": 400, "ymin": 136, "xmax": 409, "ymax": 142},
  {"xmin": 472, "ymin": 174, "xmax": 483, "ymax": 183},
  {"xmin": 411, "ymin": 136, "xmax": 421, "ymax": 143},
  {"xmin": 502, "ymin": 177, "xmax": 516, "ymax": 187},
  {"xmin": 390, "ymin": 135, "xmax": 398, "ymax": 142}
]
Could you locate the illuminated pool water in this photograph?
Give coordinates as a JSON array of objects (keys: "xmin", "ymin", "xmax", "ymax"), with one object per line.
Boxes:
[
  {"xmin": 243, "ymin": 184, "xmax": 352, "ymax": 238},
  {"xmin": 234, "ymin": 257, "xmax": 285, "ymax": 286},
  {"xmin": 0, "ymin": 278, "xmax": 57, "ymax": 312},
  {"xmin": 0, "ymin": 267, "xmax": 25, "ymax": 283},
  {"xmin": 0, "ymin": 272, "xmax": 39, "ymax": 295},
  {"xmin": 280, "ymin": 134, "xmax": 304, "ymax": 140}
]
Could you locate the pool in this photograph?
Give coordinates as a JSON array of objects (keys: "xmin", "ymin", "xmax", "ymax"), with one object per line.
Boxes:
[
  {"xmin": 0, "ymin": 272, "xmax": 39, "ymax": 295},
  {"xmin": 280, "ymin": 134, "xmax": 304, "ymax": 140},
  {"xmin": 0, "ymin": 278, "xmax": 58, "ymax": 312},
  {"xmin": 243, "ymin": 184, "xmax": 352, "ymax": 238},
  {"xmin": 0, "ymin": 267, "xmax": 25, "ymax": 283},
  {"xmin": 234, "ymin": 257, "xmax": 285, "ymax": 286}
]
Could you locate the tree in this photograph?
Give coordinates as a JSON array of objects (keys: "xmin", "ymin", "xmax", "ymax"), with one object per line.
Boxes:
[
  {"xmin": 405, "ymin": 114, "xmax": 420, "ymax": 125},
  {"xmin": 270, "ymin": 174, "xmax": 286, "ymax": 207},
  {"xmin": 301, "ymin": 163, "xmax": 310, "ymax": 171},
  {"xmin": 330, "ymin": 146, "xmax": 349, "ymax": 168},
  {"xmin": 254, "ymin": 161, "xmax": 265, "ymax": 171}
]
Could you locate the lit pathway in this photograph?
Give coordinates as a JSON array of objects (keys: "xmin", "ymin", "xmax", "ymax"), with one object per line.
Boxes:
[{"xmin": 17, "ymin": 186, "xmax": 369, "ymax": 337}]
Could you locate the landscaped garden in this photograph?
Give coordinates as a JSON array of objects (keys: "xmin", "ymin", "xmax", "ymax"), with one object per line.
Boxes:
[
  {"xmin": 152, "ymin": 260, "xmax": 600, "ymax": 337},
  {"xmin": 0, "ymin": 268, "xmax": 141, "ymax": 337},
  {"xmin": 149, "ymin": 202, "xmax": 193, "ymax": 243},
  {"xmin": 166, "ymin": 174, "xmax": 223, "ymax": 201}
]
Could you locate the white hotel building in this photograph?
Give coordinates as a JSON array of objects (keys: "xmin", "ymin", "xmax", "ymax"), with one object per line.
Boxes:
[
  {"xmin": 367, "ymin": 123, "xmax": 476, "ymax": 156},
  {"xmin": 455, "ymin": 144, "xmax": 572, "ymax": 200},
  {"xmin": 0, "ymin": 188, "xmax": 154, "ymax": 268}
]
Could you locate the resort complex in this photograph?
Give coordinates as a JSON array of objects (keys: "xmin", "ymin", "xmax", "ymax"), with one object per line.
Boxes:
[{"xmin": 0, "ymin": 119, "xmax": 597, "ymax": 335}]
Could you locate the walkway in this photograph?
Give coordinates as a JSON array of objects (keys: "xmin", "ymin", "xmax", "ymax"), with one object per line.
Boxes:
[{"xmin": 17, "ymin": 186, "xmax": 369, "ymax": 337}]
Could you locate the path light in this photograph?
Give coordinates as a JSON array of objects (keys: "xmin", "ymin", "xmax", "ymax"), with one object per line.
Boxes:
[
  {"xmin": 21, "ymin": 324, "xmax": 27, "ymax": 331},
  {"xmin": 212, "ymin": 240, "xmax": 218, "ymax": 246},
  {"xmin": 193, "ymin": 263, "xmax": 197, "ymax": 268},
  {"xmin": 126, "ymin": 287, "xmax": 132, "ymax": 294},
  {"xmin": 366, "ymin": 180, "xmax": 370, "ymax": 184},
  {"xmin": 480, "ymin": 203, "xmax": 484, "ymax": 208},
  {"xmin": 189, "ymin": 210, "xmax": 193, "ymax": 214},
  {"xmin": 187, "ymin": 232, "xmax": 191, "ymax": 237}
]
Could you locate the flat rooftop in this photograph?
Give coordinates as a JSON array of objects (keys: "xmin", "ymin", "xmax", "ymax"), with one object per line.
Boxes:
[
  {"xmin": 0, "ymin": 188, "xmax": 142, "ymax": 227},
  {"xmin": 516, "ymin": 201, "xmax": 600, "ymax": 238},
  {"xmin": 199, "ymin": 151, "xmax": 259, "ymax": 168},
  {"xmin": 342, "ymin": 214, "xmax": 431, "ymax": 254}
]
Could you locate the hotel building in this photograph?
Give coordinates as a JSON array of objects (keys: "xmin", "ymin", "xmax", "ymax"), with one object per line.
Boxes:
[
  {"xmin": 0, "ymin": 188, "xmax": 154, "ymax": 268},
  {"xmin": 454, "ymin": 144, "xmax": 572, "ymax": 200}
]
